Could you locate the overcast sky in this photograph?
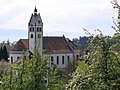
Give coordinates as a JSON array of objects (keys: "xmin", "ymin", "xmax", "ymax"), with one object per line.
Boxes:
[{"xmin": 0, "ymin": 0, "xmax": 119, "ymax": 42}]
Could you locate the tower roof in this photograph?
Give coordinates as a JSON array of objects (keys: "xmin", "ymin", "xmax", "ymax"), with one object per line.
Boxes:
[{"xmin": 28, "ymin": 7, "xmax": 43, "ymax": 26}]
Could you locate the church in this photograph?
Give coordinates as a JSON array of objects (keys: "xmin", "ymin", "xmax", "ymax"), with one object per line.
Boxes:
[{"xmin": 9, "ymin": 7, "xmax": 80, "ymax": 68}]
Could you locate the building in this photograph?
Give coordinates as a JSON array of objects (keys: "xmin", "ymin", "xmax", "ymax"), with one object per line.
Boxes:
[{"xmin": 9, "ymin": 7, "xmax": 80, "ymax": 68}]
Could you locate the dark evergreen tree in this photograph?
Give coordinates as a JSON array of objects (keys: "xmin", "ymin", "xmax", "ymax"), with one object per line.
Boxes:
[
  {"xmin": 2, "ymin": 46, "xmax": 9, "ymax": 62},
  {"xmin": 0, "ymin": 47, "xmax": 2, "ymax": 60},
  {"xmin": 6, "ymin": 39, "xmax": 10, "ymax": 51},
  {"xmin": 0, "ymin": 47, "xmax": 3, "ymax": 60}
]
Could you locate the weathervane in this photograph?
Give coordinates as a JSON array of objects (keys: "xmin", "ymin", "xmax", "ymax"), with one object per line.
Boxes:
[{"xmin": 35, "ymin": 0, "xmax": 36, "ymax": 6}]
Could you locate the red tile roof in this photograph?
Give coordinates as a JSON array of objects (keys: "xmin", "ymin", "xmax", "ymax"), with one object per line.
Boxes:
[
  {"xmin": 43, "ymin": 36, "xmax": 72, "ymax": 54},
  {"xmin": 11, "ymin": 36, "xmax": 80, "ymax": 54},
  {"xmin": 11, "ymin": 39, "xmax": 28, "ymax": 51},
  {"xmin": 66, "ymin": 38, "xmax": 80, "ymax": 50}
]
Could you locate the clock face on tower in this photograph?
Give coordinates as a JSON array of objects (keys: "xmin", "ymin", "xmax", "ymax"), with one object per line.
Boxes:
[{"xmin": 38, "ymin": 20, "xmax": 40, "ymax": 24}]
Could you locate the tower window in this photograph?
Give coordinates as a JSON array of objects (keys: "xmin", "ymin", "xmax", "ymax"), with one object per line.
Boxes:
[
  {"xmin": 30, "ymin": 27, "xmax": 34, "ymax": 32},
  {"xmin": 37, "ymin": 27, "xmax": 39, "ymax": 32},
  {"xmin": 31, "ymin": 34, "xmax": 33, "ymax": 38},
  {"xmin": 38, "ymin": 34, "xmax": 41, "ymax": 38},
  {"xmin": 57, "ymin": 56, "xmax": 59, "ymax": 65},
  {"xmin": 32, "ymin": 27, "xmax": 34, "ymax": 32},
  {"xmin": 37, "ymin": 27, "xmax": 42, "ymax": 32},
  {"xmin": 62, "ymin": 56, "xmax": 64, "ymax": 64},
  {"xmin": 29, "ymin": 27, "xmax": 31, "ymax": 31},
  {"xmin": 40, "ymin": 27, "xmax": 42, "ymax": 32}
]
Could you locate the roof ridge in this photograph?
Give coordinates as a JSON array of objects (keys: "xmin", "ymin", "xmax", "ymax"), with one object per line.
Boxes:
[{"xmin": 43, "ymin": 36, "xmax": 63, "ymax": 38}]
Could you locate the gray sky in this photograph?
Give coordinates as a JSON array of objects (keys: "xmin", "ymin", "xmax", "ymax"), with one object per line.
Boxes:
[{"xmin": 0, "ymin": 0, "xmax": 118, "ymax": 42}]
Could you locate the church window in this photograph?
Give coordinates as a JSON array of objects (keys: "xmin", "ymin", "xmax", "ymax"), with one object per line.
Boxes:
[
  {"xmin": 57, "ymin": 56, "xmax": 59, "ymax": 65},
  {"xmin": 11, "ymin": 57, "xmax": 13, "ymax": 64},
  {"xmin": 17, "ymin": 57, "xmax": 20, "ymax": 60},
  {"xmin": 76, "ymin": 55, "xmax": 79, "ymax": 60},
  {"xmin": 51, "ymin": 56, "xmax": 53, "ymax": 64},
  {"xmin": 44, "ymin": 80, "xmax": 47, "ymax": 83},
  {"xmin": 62, "ymin": 56, "xmax": 64, "ymax": 64},
  {"xmin": 31, "ymin": 34, "xmax": 33, "ymax": 38},
  {"xmin": 38, "ymin": 34, "xmax": 41, "ymax": 38}
]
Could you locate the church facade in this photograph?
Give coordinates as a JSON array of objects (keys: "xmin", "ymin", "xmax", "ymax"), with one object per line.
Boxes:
[{"xmin": 9, "ymin": 7, "xmax": 80, "ymax": 68}]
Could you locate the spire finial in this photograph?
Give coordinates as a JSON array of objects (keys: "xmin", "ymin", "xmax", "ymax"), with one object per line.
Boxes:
[
  {"xmin": 34, "ymin": 0, "xmax": 37, "ymax": 15},
  {"xmin": 34, "ymin": 6, "xmax": 37, "ymax": 13}
]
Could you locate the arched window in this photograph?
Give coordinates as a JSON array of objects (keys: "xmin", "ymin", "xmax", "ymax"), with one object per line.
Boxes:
[
  {"xmin": 40, "ymin": 27, "xmax": 42, "ymax": 32},
  {"xmin": 51, "ymin": 56, "xmax": 54, "ymax": 64},
  {"xmin": 31, "ymin": 34, "xmax": 33, "ymax": 38},
  {"xmin": 37, "ymin": 27, "xmax": 42, "ymax": 32},
  {"xmin": 11, "ymin": 57, "xmax": 13, "ymax": 64},
  {"xmin": 76, "ymin": 55, "xmax": 79, "ymax": 60},
  {"xmin": 30, "ymin": 27, "xmax": 34, "ymax": 32},
  {"xmin": 57, "ymin": 56, "xmax": 59, "ymax": 65},
  {"xmin": 17, "ymin": 57, "xmax": 20, "ymax": 60},
  {"xmin": 38, "ymin": 34, "xmax": 41, "ymax": 38},
  {"xmin": 37, "ymin": 27, "xmax": 39, "ymax": 32},
  {"xmin": 62, "ymin": 56, "xmax": 64, "ymax": 64},
  {"xmin": 32, "ymin": 27, "xmax": 34, "ymax": 31}
]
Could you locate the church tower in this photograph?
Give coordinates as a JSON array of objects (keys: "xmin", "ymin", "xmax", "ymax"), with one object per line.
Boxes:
[{"xmin": 28, "ymin": 6, "xmax": 43, "ymax": 56}]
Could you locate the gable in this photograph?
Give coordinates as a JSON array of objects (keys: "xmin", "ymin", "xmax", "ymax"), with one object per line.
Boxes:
[{"xmin": 11, "ymin": 39, "xmax": 28, "ymax": 51}]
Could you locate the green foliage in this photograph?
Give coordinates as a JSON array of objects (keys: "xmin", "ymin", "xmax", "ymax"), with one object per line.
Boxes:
[
  {"xmin": 2, "ymin": 46, "xmax": 9, "ymax": 62},
  {"xmin": 66, "ymin": 34, "xmax": 120, "ymax": 90},
  {"xmin": 112, "ymin": 0, "xmax": 120, "ymax": 42},
  {"xmin": 0, "ymin": 45, "xmax": 9, "ymax": 62},
  {"xmin": 0, "ymin": 50, "xmax": 48, "ymax": 90},
  {"xmin": 0, "ymin": 47, "xmax": 2, "ymax": 60},
  {"xmin": 0, "ymin": 50, "xmax": 67, "ymax": 90},
  {"xmin": 0, "ymin": 60, "xmax": 10, "ymax": 78},
  {"xmin": 48, "ymin": 65, "xmax": 65, "ymax": 90}
]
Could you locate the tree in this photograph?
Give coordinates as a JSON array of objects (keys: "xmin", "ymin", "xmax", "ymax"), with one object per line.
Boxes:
[
  {"xmin": 6, "ymin": 39, "xmax": 10, "ymax": 51},
  {"xmin": 66, "ymin": 2, "xmax": 120, "ymax": 89},
  {"xmin": 0, "ymin": 47, "xmax": 2, "ymax": 60},
  {"xmin": 66, "ymin": 33, "xmax": 120, "ymax": 90},
  {"xmin": 2, "ymin": 46, "xmax": 9, "ymax": 62},
  {"xmin": 0, "ymin": 50, "xmax": 48, "ymax": 90},
  {"xmin": 0, "ymin": 60, "xmax": 10, "ymax": 78},
  {"xmin": 111, "ymin": 0, "xmax": 120, "ymax": 40},
  {"xmin": 47, "ymin": 65, "xmax": 66, "ymax": 90}
]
